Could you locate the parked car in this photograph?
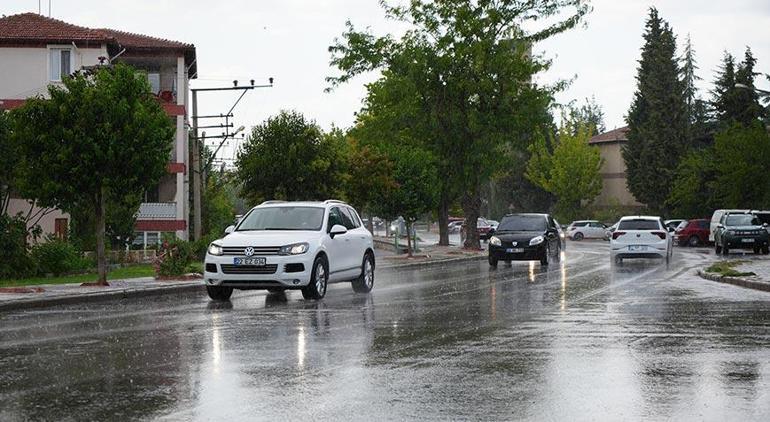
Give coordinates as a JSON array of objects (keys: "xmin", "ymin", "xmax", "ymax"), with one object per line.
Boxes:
[
  {"xmin": 477, "ymin": 217, "xmax": 495, "ymax": 240},
  {"xmin": 605, "ymin": 222, "xmax": 619, "ymax": 241},
  {"xmin": 487, "ymin": 219, "xmax": 499, "ymax": 231},
  {"xmin": 488, "ymin": 213, "xmax": 562, "ymax": 267},
  {"xmin": 448, "ymin": 220, "xmax": 464, "ymax": 233},
  {"xmin": 673, "ymin": 219, "xmax": 710, "ymax": 246},
  {"xmin": 204, "ymin": 200, "xmax": 375, "ymax": 301},
  {"xmin": 610, "ymin": 216, "xmax": 673, "ymax": 264},
  {"xmin": 710, "ymin": 209, "xmax": 749, "ymax": 242},
  {"xmin": 751, "ymin": 210, "xmax": 770, "ymax": 234},
  {"xmin": 713, "ymin": 212, "xmax": 769, "ymax": 255},
  {"xmin": 664, "ymin": 219, "xmax": 686, "ymax": 232},
  {"xmin": 566, "ymin": 220, "xmax": 608, "ymax": 240}
]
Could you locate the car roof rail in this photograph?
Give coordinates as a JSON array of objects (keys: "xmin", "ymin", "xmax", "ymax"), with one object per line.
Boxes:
[
  {"xmin": 260, "ymin": 200, "xmax": 287, "ymax": 205},
  {"xmin": 324, "ymin": 199, "xmax": 347, "ymax": 205}
]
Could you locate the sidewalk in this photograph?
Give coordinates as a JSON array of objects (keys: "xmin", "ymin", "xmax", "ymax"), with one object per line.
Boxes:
[
  {"xmin": 0, "ymin": 249, "xmax": 486, "ymax": 312},
  {"xmin": 697, "ymin": 259, "xmax": 770, "ymax": 292}
]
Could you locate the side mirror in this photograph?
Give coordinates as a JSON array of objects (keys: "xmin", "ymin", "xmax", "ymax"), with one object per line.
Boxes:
[
  {"xmin": 329, "ymin": 224, "xmax": 348, "ymax": 239},
  {"xmin": 224, "ymin": 225, "xmax": 235, "ymax": 234}
]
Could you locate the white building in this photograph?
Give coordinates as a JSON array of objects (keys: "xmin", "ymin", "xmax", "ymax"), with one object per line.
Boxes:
[{"xmin": 0, "ymin": 13, "xmax": 196, "ymax": 244}]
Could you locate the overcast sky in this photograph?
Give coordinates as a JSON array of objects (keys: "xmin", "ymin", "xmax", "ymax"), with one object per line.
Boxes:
[{"xmin": 4, "ymin": 0, "xmax": 770, "ymax": 162}]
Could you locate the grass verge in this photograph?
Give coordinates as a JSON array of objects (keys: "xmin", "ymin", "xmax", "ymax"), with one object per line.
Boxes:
[
  {"xmin": 705, "ymin": 260, "xmax": 756, "ymax": 277},
  {"xmin": 0, "ymin": 264, "xmax": 156, "ymax": 288}
]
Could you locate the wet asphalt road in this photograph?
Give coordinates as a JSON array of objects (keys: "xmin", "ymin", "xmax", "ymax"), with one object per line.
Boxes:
[{"xmin": 1, "ymin": 242, "xmax": 770, "ymax": 421}]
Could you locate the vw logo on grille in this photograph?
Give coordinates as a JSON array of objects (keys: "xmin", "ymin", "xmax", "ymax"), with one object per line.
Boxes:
[
  {"xmin": 244, "ymin": 247, "xmax": 255, "ymax": 257},
  {"xmin": 512, "ymin": 242, "xmax": 517, "ymax": 246}
]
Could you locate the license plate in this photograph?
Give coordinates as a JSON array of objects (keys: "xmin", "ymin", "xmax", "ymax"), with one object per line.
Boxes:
[
  {"xmin": 234, "ymin": 257, "xmax": 266, "ymax": 266},
  {"xmin": 628, "ymin": 245, "xmax": 647, "ymax": 251},
  {"xmin": 742, "ymin": 238, "xmax": 755, "ymax": 243},
  {"xmin": 506, "ymin": 248, "xmax": 524, "ymax": 253}
]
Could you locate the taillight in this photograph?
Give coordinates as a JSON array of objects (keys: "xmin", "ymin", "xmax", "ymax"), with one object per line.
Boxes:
[
  {"xmin": 612, "ymin": 231, "xmax": 626, "ymax": 240},
  {"xmin": 652, "ymin": 231, "xmax": 667, "ymax": 240}
]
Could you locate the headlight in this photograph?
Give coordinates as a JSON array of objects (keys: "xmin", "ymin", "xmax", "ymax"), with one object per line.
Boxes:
[
  {"xmin": 490, "ymin": 236, "xmax": 501, "ymax": 246},
  {"xmin": 208, "ymin": 243, "xmax": 223, "ymax": 256},
  {"xmin": 280, "ymin": 242, "xmax": 309, "ymax": 255},
  {"xmin": 529, "ymin": 235, "xmax": 545, "ymax": 246}
]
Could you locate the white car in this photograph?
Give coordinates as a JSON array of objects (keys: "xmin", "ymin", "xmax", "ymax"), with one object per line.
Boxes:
[
  {"xmin": 566, "ymin": 220, "xmax": 607, "ymax": 240},
  {"xmin": 610, "ymin": 216, "xmax": 673, "ymax": 264},
  {"xmin": 204, "ymin": 200, "xmax": 375, "ymax": 301}
]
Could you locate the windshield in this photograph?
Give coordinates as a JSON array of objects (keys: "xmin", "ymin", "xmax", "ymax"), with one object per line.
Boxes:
[
  {"xmin": 497, "ymin": 215, "xmax": 547, "ymax": 232},
  {"xmin": 725, "ymin": 214, "xmax": 758, "ymax": 226},
  {"xmin": 618, "ymin": 219, "xmax": 660, "ymax": 230},
  {"xmin": 236, "ymin": 206, "xmax": 325, "ymax": 231}
]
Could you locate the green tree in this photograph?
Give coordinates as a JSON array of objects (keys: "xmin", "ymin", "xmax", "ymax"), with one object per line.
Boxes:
[
  {"xmin": 342, "ymin": 137, "xmax": 397, "ymax": 230},
  {"xmin": 624, "ymin": 7, "xmax": 689, "ymax": 213},
  {"xmin": 567, "ymin": 96, "xmax": 605, "ymax": 136},
  {"xmin": 328, "ymin": 0, "xmax": 589, "ymax": 249},
  {"xmin": 11, "ymin": 64, "xmax": 174, "ymax": 284},
  {"xmin": 203, "ymin": 171, "xmax": 237, "ymax": 236},
  {"xmin": 666, "ymin": 149, "xmax": 717, "ymax": 217},
  {"xmin": 236, "ymin": 111, "xmax": 345, "ymax": 204},
  {"xmin": 713, "ymin": 122, "xmax": 770, "ymax": 208},
  {"xmin": 378, "ymin": 147, "xmax": 438, "ymax": 256},
  {"xmin": 526, "ymin": 123, "xmax": 603, "ymax": 222}
]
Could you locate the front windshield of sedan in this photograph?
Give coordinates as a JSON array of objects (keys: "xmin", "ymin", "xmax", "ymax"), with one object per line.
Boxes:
[
  {"xmin": 725, "ymin": 214, "xmax": 758, "ymax": 226},
  {"xmin": 497, "ymin": 215, "xmax": 546, "ymax": 231},
  {"xmin": 236, "ymin": 206, "xmax": 325, "ymax": 231}
]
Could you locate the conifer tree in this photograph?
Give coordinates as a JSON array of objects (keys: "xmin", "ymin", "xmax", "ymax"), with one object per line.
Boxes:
[{"xmin": 623, "ymin": 8, "xmax": 688, "ymax": 212}]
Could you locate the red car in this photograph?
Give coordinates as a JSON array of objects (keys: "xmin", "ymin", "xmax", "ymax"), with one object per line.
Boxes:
[{"xmin": 674, "ymin": 219, "xmax": 710, "ymax": 246}]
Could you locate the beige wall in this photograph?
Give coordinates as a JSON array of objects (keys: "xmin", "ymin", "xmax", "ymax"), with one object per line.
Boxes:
[
  {"xmin": 6, "ymin": 198, "xmax": 69, "ymax": 242},
  {"xmin": 0, "ymin": 45, "xmax": 107, "ymax": 99},
  {"xmin": 592, "ymin": 141, "xmax": 643, "ymax": 208}
]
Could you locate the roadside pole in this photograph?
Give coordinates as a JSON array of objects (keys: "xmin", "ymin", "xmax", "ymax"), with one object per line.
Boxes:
[{"xmin": 192, "ymin": 90, "xmax": 201, "ymax": 241}]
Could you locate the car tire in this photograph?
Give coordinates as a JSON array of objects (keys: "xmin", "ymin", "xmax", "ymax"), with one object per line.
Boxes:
[
  {"xmin": 763, "ymin": 245, "xmax": 770, "ymax": 255},
  {"xmin": 688, "ymin": 236, "xmax": 700, "ymax": 247},
  {"xmin": 488, "ymin": 255, "xmax": 498, "ymax": 268},
  {"xmin": 573, "ymin": 232, "xmax": 584, "ymax": 241},
  {"xmin": 540, "ymin": 244, "xmax": 549, "ymax": 266},
  {"xmin": 352, "ymin": 252, "xmax": 375, "ymax": 293},
  {"xmin": 614, "ymin": 256, "xmax": 622, "ymax": 265},
  {"xmin": 723, "ymin": 245, "xmax": 729, "ymax": 255},
  {"xmin": 754, "ymin": 246, "xmax": 761, "ymax": 255},
  {"xmin": 301, "ymin": 256, "xmax": 328, "ymax": 300},
  {"xmin": 715, "ymin": 243, "xmax": 722, "ymax": 254},
  {"xmin": 206, "ymin": 285, "xmax": 233, "ymax": 301}
]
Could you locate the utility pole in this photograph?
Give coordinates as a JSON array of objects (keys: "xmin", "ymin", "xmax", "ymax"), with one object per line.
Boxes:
[
  {"xmin": 192, "ymin": 90, "xmax": 202, "ymax": 241},
  {"xmin": 190, "ymin": 78, "xmax": 273, "ymax": 241}
]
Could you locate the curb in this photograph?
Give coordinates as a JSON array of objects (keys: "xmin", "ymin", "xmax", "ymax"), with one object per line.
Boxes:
[
  {"xmin": 0, "ymin": 282, "xmax": 203, "ymax": 312},
  {"xmin": 0, "ymin": 255, "xmax": 486, "ymax": 312},
  {"xmin": 696, "ymin": 270, "xmax": 770, "ymax": 292}
]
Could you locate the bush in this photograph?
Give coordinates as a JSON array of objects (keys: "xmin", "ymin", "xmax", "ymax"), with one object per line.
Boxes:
[
  {"xmin": 191, "ymin": 233, "xmax": 219, "ymax": 262},
  {"xmin": 155, "ymin": 235, "xmax": 194, "ymax": 277},
  {"xmin": 0, "ymin": 214, "xmax": 34, "ymax": 279},
  {"xmin": 30, "ymin": 237, "xmax": 90, "ymax": 276}
]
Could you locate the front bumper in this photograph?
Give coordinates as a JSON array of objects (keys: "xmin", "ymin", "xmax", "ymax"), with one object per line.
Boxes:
[
  {"xmin": 722, "ymin": 235, "xmax": 769, "ymax": 250},
  {"xmin": 204, "ymin": 253, "xmax": 314, "ymax": 289},
  {"xmin": 489, "ymin": 243, "xmax": 546, "ymax": 261}
]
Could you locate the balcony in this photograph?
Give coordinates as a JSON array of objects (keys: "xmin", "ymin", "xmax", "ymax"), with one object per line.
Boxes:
[{"xmin": 137, "ymin": 202, "xmax": 177, "ymax": 220}]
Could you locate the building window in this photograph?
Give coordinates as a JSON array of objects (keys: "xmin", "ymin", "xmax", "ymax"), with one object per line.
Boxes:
[
  {"xmin": 54, "ymin": 218, "xmax": 68, "ymax": 240},
  {"xmin": 50, "ymin": 48, "xmax": 72, "ymax": 81},
  {"xmin": 147, "ymin": 72, "xmax": 161, "ymax": 94}
]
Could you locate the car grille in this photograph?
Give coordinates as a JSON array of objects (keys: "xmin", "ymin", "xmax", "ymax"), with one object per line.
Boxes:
[
  {"xmin": 220, "ymin": 264, "xmax": 278, "ymax": 275},
  {"xmin": 221, "ymin": 246, "xmax": 281, "ymax": 256}
]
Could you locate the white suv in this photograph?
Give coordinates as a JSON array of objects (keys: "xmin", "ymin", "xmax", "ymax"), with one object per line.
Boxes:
[{"xmin": 204, "ymin": 200, "xmax": 375, "ymax": 301}]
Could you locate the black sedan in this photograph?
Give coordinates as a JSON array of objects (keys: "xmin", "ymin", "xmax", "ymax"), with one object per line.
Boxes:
[{"xmin": 488, "ymin": 213, "xmax": 562, "ymax": 267}]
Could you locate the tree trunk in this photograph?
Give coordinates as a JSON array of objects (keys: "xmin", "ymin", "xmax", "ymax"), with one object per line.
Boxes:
[
  {"xmin": 462, "ymin": 189, "xmax": 481, "ymax": 250},
  {"xmin": 95, "ymin": 187, "xmax": 109, "ymax": 285},
  {"xmin": 438, "ymin": 193, "xmax": 449, "ymax": 246},
  {"xmin": 406, "ymin": 220, "xmax": 413, "ymax": 257}
]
